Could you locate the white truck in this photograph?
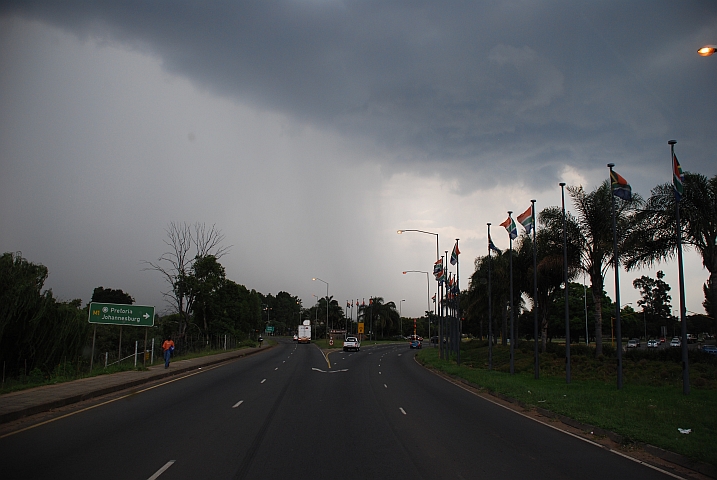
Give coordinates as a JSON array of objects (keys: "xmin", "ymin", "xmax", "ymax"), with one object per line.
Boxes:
[
  {"xmin": 343, "ymin": 336, "xmax": 360, "ymax": 352},
  {"xmin": 298, "ymin": 321, "xmax": 311, "ymax": 344}
]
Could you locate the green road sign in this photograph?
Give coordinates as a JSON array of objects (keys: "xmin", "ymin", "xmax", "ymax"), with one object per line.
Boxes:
[
  {"xmin": 88, "ymin": 303, "xmax": 155, "ymax": 327},
  {"xmin": 265, "ymin": 326, "xmax": 275, "ymax": 333}
]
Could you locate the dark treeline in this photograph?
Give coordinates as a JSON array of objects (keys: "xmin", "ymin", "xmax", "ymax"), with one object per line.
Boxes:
[{"xmin": 0, "ymin": 252, "xmax": 90, "ymax": 378}]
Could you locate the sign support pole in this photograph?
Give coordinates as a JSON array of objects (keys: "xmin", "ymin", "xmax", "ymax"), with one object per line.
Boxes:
[{"xmin": 90, "ymin": 324, "xmax": 97, "ymax": 372}]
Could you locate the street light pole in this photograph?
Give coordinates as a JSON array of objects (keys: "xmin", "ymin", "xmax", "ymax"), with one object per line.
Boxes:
[
  {"xmin": 560, "ymin": 182, "xmax": 570, "ymax": 384},
  {"xmin": 313, "ymin": 278, "xmax": 329, "ymax": 340}
]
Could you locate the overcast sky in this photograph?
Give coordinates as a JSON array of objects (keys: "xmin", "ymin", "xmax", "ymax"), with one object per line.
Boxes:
[{"xmin": 1, "ymin": 1, "xmax": 716, "ymax": 320}]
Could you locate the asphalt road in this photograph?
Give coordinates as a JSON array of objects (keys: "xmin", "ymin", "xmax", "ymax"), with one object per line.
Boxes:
[{"xmin": 0, "ymin": 339, "xmax": 680, "ymax": 479}]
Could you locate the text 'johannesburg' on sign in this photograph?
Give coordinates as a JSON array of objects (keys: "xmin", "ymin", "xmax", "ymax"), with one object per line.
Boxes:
[{"xmin": 88, "ymin": 303, "xmax": 155, "ymax": 327}]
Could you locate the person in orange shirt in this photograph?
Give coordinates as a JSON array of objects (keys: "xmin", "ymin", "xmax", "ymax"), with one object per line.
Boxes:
[{"xmin": 162, "ymin": 335, "xmax": 175, "ymax": 369}]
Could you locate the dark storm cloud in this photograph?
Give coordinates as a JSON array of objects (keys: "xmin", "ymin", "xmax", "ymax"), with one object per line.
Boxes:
[{"xmin": 3, "ymin": 0, "xmax": 716, "ymax": 189}]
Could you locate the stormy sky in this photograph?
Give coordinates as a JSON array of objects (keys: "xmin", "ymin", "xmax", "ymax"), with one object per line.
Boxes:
[{"xmin": 1, "ymin": 1, "xmax": 716, "ymax": 319}]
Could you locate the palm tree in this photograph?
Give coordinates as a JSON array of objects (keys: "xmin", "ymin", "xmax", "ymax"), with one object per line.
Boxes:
[
  {"xmin": 358, "ymin": 297, "xmax": 399, "ymax": 339},
  {"xmin": 626, "ymin": 173, "xmax": 717, "ymax": 324},
  {"xmin": 541, "ymin": 181, "xmax": 641, "ymax": 356}
]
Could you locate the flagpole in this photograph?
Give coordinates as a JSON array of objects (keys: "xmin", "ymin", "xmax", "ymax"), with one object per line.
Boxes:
[
  {"xmin": 444, "ymin": 251, "xmax": 449, "ymax": 361},
  {"xmin": 456, "ymin": 239, "xmax": 461, "ymax": 366},
  {"xmin": 508, "ymin": 211, "xmax": 515, "ymax": 375},
  {"xmin": 670, "ymin": 140, "xmax": 690, "ymax": 395},
  {"xmin": 487, "ymin": 223, "xmax": 493, "ymax": 371},
  {"xmin": 532, "ymin": 200, "xmax": 539, "ymax": 380},
  {"xmin": 561, "ymin": 183, "xmax": 571, "ymax": 384},
  {"xmin": 607, "ymin": 163, "xmax": 624, "ymax": 390}
]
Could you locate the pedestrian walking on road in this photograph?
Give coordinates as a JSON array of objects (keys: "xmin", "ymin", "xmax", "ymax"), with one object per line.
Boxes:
[{"xmin": 162, "ymin": 335, "xmax": 175, "ymax": 369}]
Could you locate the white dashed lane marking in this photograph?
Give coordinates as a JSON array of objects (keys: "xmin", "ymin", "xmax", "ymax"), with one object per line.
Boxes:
[
  {"xmin": 261, "ymin": 379, "xmax": 266, "ymax": 384},
  {"xmin": 400, "ymin": 408, "xmax": 407, "ymax": 415},
  {"xmin": 232, "ymin": 400, "xmax": 244, "ymax": 408}
]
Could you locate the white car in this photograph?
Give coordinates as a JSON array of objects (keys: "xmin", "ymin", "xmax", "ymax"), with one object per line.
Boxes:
[
  {"xmin": 670, "ymin": 337, "xmax": 681, "ymax": 347},
  {"xmin": 343, "ymin": 336, "xmax": 360, "ymax": 352}
]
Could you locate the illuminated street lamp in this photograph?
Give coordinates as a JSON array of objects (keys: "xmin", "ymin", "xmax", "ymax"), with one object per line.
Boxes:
[{"xmin": 697, "ymin": 45, "xmax": 716, "ymax": 56}]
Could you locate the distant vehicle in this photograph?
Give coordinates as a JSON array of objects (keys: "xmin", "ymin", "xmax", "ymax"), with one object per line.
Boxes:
[
  {"xmin": 647, "ymin": 339, "xmax": 658, "ymax": 349},
  {"xmin": 701, "ymin": 345, "xmax": 717, "ymax": 355},
  {"xmin": 670, "ymin": 337, "xmax": 681, "ymax": 348},
  {"xmin": 430, "ymin": 336, "xmax": 438, "ymax": 344},
  {"xmin": 409, "ymin": 340, "xmax": 422, "ymax": 349},
  {"xmin": 343, "ymin": 336, "xmax": 360, "ymax": 352},
  {"xmin": 659, "ymin": 337, "xmax": 666, "ymax": 344},
  {"xmin": 293, "ymin": 334, "xmax": 298, "ymax": 342},
  {"xmin": 627, "ymin": 339, "xmax": 638, "ymax": 349},
  {"xmin": 298, "ymin": 324, "xmax": 311, "ymax": 344},
  {"xmin": 686, "ymin": 334, "xmax": 697, "ymax": 344}
]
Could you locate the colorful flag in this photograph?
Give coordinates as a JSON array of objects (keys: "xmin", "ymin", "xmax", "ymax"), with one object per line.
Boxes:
[
  {"xmin": 433, "ymin": 259, "xmax": 443, "ymax": 278},
  {"xmin": 450, "ymin": 242, "xmax": 460, "ymax": 265},
  {"xmin": 673, "ymin": 153, "xmax": 684, "ymax": 201},
  {"xmin": 488, "ymin": 232, "xmax": 501, "ymax": 254},
  {"xmin": 516, "ymin": 205, "xmax": 534, "ymax": 235},
  {"xmin": 610, "ymin": 170, "xmax": 632, "ymax": 201},
  {"xmin": 500, "ymin": 216, "xmax": 518, "ymax": 240},
  {"xmin": 432, "ymin": 294, "xmax": 436, "ymax": 303}
]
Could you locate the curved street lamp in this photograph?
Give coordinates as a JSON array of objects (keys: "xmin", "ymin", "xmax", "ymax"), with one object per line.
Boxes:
[
  {"xmin": 397, "ymin": 229, "xmax": 439, "ymax": 260},
  {"xmin": 697, "ymin": 45, "xmax": 716, "ymax": 56}
]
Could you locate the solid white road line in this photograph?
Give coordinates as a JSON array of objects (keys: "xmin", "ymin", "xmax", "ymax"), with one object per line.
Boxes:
[
  {"xmin": 147, "ymin": 460, "xmax": 175, "ymax": 480},
  {"xmin": 232, "ymin": 400, "xmax": 244, "ymax": 408}
]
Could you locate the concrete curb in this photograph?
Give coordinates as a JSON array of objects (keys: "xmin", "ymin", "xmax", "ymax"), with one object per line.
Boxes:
[
  {"xmin": 0, "ymin": 345, "xmax": 273, "ymax": 425},
  {"xmin": 419, "ymin": 360, "xmax": 717, "ymax": 479}
]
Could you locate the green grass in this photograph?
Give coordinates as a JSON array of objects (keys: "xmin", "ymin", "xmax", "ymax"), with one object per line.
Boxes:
[
  {"xmin": 0, "ymin": 341, "xmax": 262, "ymax": 395},
  {"xmin": 417, "ymin": 341, "xmax": 717, "ymax": 466}
]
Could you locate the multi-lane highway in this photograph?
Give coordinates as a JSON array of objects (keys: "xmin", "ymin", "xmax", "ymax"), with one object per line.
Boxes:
[{"xmin": 1, "ymin": 339, "xmax": 681, "ymax": 479}]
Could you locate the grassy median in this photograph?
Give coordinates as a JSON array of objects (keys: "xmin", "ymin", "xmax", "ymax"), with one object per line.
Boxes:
[{"xmin": 417, "ymin": 340, "xmax": 717, "ymax": 466}]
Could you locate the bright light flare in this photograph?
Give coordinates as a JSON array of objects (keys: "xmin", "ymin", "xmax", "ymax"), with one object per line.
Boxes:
[{"xmin": 697, "ymin": 45, "xmax": 716, "ymax": 57}]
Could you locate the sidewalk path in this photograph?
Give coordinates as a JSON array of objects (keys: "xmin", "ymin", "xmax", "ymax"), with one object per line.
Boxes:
[{"xmin": 0, "ymin": 345, "xmax": 272, "ymax": 425}]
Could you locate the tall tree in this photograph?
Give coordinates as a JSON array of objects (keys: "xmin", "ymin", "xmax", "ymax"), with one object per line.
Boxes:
[
  {"xmin": 144, "ymin": 222, "xmax": 229, "ymax": 337},
  {"xmin": 632, "ymin": 270, "xmax": 672, "ymax": 339},
  {"xmin": 188, "ymin": 255, "xmax": 226, "ymax": 334},
  {"xmin": 91, "ymin": 287, "xmax": 134, "ymax": 305},
  {"xmin": 627, "ymin": 173, "xmax": 717, "ymax": 326},
  {"xmin": 358, "ymin": 297, "xmax": 397, "ymax": 339},
  {"xmin": 541, "ymin": 181, "xmax": 641, "ymax": 356}
]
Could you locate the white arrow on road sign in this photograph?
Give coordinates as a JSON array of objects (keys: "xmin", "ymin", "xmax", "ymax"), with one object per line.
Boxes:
[{"xmin": 143, "ymin": 313, "xmax": 150, "ymax": 319}]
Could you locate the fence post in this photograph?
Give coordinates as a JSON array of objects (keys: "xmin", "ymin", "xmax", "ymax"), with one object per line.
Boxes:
[
  {"xmin": 105, "ymin": 352, "xmax": 108, "ymax": 368},
  {"xmin": 151, "ymin": 338, "xmax": 154, "ymax": 365},
  {"xmin": 134, "ymin": 341, "xmax": 138, "ymax": 367}
]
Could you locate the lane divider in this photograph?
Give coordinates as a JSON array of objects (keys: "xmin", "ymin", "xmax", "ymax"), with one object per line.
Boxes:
[
  {"xmin": 232, "ymin": 400, "xmax": 244, "ymax": 409},
  {"xmin": 260, "ymin": 379, "xmax": 266, "ymax": 384},
  {"xmin": 399, "ymin": 408, "xmax": 407, "ymax": 415},
  {"xmin": 147, "ymin": 460, "xmax": 175, "ymax": 480}
]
